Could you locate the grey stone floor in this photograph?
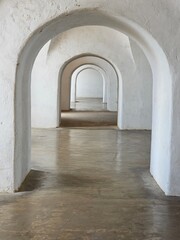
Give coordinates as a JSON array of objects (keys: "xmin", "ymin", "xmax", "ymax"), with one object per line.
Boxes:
[
  {"xmin": 0, "ymin": 99, "xmax": 180, "ymax": 240},
  {"xmin": 70, "ymin": 98, "xmax": 108, "ymax": 111},
  {"xmin": 0, "ymin": 127, "xmax": 180, "ymax": 240}
]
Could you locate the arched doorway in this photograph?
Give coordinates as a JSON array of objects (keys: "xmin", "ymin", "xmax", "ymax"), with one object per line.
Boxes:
[
  {"xmin": 59, "ymin": 55, "xmax": 119, "ymax": 116},
  {"xmin": 71, "ymin": 65, "xmax": 106, "ymax": 108},
  {"xmin": 10, "ymin": 10, "xmax": 172, "ymax": 195},
  {"xmin": 60, "ymin": 64, "xmax": 118, "ymax": 128}
]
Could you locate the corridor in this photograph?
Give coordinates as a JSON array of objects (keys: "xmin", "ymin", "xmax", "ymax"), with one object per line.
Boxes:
[{"xmin": 1, "ymin": 1, "xmax": 180, "ymax": 239}]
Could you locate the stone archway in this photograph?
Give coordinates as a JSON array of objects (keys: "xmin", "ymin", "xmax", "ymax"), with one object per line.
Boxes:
[{"xmin": 1, "ymin": 8, "xmax": 174, "ymax": 195}]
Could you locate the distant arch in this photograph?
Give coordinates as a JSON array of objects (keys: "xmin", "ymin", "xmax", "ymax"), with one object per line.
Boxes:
[
  {"xmin": 59, "ymin": 55, "xmax": 119, "ymax": 118},
  {"xmin": 71, "ymin": 64, "xmax": 107, "ymax": 104}
]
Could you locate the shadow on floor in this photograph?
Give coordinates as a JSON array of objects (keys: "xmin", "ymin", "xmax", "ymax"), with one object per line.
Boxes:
[
  {"xmin": 18, "ymin": 169, "xmax": 111, "ymax": 192},
  {"xmin": 18, "ymin": 170, "xmax": 48, "ymax": 192},
  {"xmin": 60, "ymin": 111, "xmax": 117, "ymax": 127}
]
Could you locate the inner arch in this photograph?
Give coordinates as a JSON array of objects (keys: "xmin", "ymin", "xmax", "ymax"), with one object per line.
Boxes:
[
  {"xmin": 70, "ymin": 64, "xmax": 107, "ymax": 105},
  {"xmin": 59, "ymin": 54, "xmax": 119, "ymax": 120}
]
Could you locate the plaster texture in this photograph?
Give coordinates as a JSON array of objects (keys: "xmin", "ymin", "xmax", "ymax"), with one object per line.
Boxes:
[{"xmin": 0, "ymin": 0, "xmax": 179, "ymax": 196}]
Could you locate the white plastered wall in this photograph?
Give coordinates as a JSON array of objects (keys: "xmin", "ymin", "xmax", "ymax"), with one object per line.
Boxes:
[
  {"xmin": 0, "ymin": 1, "xmax": 179, "ymax": 196},
  {"xmin": 31, "ymin": 41, "xmax": 52, "ymax": 127}
]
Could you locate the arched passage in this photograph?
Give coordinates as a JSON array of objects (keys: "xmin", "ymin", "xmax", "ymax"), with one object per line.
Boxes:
[
  {"xmin": 31, "ymin": 26, "xmax": 151, "ymax": 130},
  {"xmin": 60, "ymin": 56, "xmax": 119, "ymax": 119},
  {"xmin": 70, "ymin": 64, "xmax": 107, "ymax": 104},
  {"xmin": 11, "ymin": 10, "xmax": 172, "ymax": 195}
]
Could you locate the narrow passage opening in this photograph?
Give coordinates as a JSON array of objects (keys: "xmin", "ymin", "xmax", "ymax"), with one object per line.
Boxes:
[{"xmin": 61, "ymin": 68, "xmax": 117, "ymax": 128}]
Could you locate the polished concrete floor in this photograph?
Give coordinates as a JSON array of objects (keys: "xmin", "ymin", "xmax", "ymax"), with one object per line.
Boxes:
[
  {"xmin": 0, "ymin": 100, "xmax": 180, "ymax": 239},
  {"xmin": 70, "ymin": 98, "xmax": 108, "ymax": 111},
  {"xmin": 61, "ymin": 111, "xmax": 117, "ymax": 127},
  {"xmin": 61, "ymin": 98, "xmax": 117, "ymax": 127}
]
